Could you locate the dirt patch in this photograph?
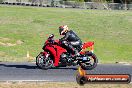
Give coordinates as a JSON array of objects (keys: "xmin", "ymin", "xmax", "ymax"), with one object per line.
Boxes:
[
  {"xmin": 0, "ymin": 17, "xmax": 32, "ymax": 25},
  {"xmin": 0, "ymin": 37, "xmax": 10, "ymax": 41},
  {"xmin": 0, "ymin": 82, "xmax": 132, "ymax": 88},
  {"xmin": 16, "ymin": 40, "xmax": 23, "ymax": 45},
  {"xmin": 0, "ymin": 51, "xmax": 6, "ymax": 57},
  {"xmin": 0, "ymin": 37, "xmax": 24, "ymax": 46},
  {"xmin": 0, "ymin": 42, "xmax": 16, "ymax": 46}
]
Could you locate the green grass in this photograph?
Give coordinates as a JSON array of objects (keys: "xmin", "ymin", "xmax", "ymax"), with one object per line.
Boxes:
[{"xmin": 0, "ymin": 5, "xmax": 132, "ymax": 63}]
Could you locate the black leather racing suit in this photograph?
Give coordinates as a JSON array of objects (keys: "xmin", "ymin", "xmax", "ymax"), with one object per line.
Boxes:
[{"xmin": 60, "ymin": 30, "xmax": 82, "ymax": 55}]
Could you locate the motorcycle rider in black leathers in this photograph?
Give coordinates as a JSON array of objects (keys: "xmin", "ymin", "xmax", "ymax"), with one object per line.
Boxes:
[{"xmin": 59, "ymin": 25, "xmax": 82, "ymax": 56}]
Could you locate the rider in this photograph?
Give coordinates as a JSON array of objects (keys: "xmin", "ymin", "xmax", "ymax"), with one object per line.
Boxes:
[{"xmin": 59, "ymin": 25, "xmax": 82, "ymax": 56}]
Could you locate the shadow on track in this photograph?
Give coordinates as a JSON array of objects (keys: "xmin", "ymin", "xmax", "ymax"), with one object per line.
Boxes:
[
  {"xmin": 0, "ymin": 64, "xmax": 37, "ymax": 69},
  {"xmin": 0, "ymin": 63, "xmax": 78, "ymax": 70},
  {"xmin": 50, "ymin": 67, "xmax": 77, "ymax": 70}
]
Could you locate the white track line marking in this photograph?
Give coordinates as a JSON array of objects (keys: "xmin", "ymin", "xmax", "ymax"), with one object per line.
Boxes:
[{"xmin": 0, "ymin": 80, "xmax": 53, "ymax": 83}]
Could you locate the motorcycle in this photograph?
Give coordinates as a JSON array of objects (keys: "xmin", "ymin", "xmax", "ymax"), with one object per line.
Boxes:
[{"xmin": 36, "ymin": 34, "xmax": 98, "ymax": 70}]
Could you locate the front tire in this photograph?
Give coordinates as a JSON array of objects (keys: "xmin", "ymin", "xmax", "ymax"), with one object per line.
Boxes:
[
  {"xmin": 80, "ymin": 52, "xmax": 98, "ymax": 70},
  {"xmin": 36, "ymin": 53, "xmax": 54, "ymax": 70}
]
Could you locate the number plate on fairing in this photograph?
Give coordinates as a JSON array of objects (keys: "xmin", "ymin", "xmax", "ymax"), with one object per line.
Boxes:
[{"xmin": 83, "ymin": 57, "xmax": 87, "ymax": 60}]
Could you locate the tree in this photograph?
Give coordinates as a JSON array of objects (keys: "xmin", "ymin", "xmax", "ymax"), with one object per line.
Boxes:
[
  {"xmin": 84, "ymin": 0, "xmax": 90, "ymax": 2},
  {"xmin": 64, "ymin": 0, "xmax": 84, "ymax": 2},
  {"xmin": 51, "ymin": 0, "xmax": 55, "ymax": 7},
  {"xmin": 16, "ymin": 0, "xmax": 22, "ymax": 2},
  {"xmin": 30, "ymin": 0, "xmax": 43, "ymax": 5},
  {"xmin": 0, "ymin": 0, "xmax": 3, "ymax": 3}
]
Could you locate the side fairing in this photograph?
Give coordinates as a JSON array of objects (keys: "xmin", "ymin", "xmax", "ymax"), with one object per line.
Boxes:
[{"xmin": 44, "ymin": 45, "xmax": 67, "ymax": 66}]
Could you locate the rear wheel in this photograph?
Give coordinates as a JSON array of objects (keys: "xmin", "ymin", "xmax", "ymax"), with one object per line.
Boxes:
[
  {"xmin": 79, "ymin": 52, "xmax": 98, "ymax": 70},
  {"xmin": 36, "ymin": 53, "xmax": 54, "ymax": 70}
]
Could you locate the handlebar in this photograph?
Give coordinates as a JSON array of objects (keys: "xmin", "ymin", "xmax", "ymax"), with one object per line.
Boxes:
[
  {"xmin": 47, "ymin": 34, "xmax": 61, "ymax": 45},
  {"xmin": 48, "ymin": 34, "xmax": 54, "ymax": 39}
]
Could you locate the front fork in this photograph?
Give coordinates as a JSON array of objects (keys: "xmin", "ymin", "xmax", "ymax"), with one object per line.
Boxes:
[{"xmin": 45, "ymin": 53, "xmax": 50, "ymax": 59}]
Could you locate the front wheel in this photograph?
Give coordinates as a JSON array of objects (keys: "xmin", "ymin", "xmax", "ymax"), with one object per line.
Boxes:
[
  {"xmin": 36, "ymin": 52, "xmax": 54, "ymax": 70},
  {"xmin": 79, "ymin": 52, "xmax": 98, "ymax": 70}
]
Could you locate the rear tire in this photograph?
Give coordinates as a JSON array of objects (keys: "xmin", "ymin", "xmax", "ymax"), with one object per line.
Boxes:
[{"xmin": 80, "ymin": 52, "xmax": 98, "ymax": 70}]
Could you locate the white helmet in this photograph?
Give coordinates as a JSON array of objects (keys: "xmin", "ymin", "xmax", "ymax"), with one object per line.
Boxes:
[{"xmin": 59, "ymin": 25, "xmax": 69, "ymax": 35}]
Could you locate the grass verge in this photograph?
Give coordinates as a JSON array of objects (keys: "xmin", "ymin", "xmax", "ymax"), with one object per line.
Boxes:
[{"xmin": 0, "ymin": 5, "xmax": 132, "ymax": 63}]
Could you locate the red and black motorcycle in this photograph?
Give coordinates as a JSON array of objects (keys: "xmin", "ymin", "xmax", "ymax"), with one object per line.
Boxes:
[{"xmin": 36, "ymin": 34, "xmax": 98, "ymax": 70}]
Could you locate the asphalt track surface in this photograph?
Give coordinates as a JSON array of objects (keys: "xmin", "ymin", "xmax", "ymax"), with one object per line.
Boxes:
[{"xmin": 0, "ymin": 62, "xmax": 132, "ymax": 82}]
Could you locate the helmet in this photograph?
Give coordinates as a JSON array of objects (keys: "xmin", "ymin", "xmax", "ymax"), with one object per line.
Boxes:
[{"xmin": 59, "ymin": 25, "xmax": 69, "ymax": 35}]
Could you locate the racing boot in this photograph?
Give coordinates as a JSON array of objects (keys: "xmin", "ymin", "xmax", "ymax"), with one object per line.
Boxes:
[{"xmin": 71, "ymin": 49, "xmax": 80, "ymax": 59}]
